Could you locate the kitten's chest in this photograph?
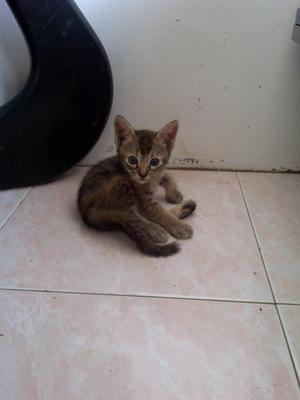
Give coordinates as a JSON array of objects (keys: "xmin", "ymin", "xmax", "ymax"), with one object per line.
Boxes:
[{"xmin": 133, "ymin": 181, "xmax": 157, "ymax": 198}]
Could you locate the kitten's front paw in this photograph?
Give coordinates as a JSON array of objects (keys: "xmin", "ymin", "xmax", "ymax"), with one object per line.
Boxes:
[
  {"xmin": 166, "ymin": 190, "xmax": 183, "ymax": 204},
  {"xmin": 170, "ymin": 223, "xmax": 193, "ymax": 240}
]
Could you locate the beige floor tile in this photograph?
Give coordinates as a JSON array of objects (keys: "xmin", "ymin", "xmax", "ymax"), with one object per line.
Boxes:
[
  {"xmin": 239, "ymin": 173, "xmax": 300, "ymax": 303},
  {"xmin": 279, "ymin": 305, "xmax": 300, "ymax": 378},
  {"xmin": 0, "ymin": 292, "xmax": 299, "ymax": 400},
  {"xmin": 0, "ymin": 187, "xmax": 29, "ymax": 228}
]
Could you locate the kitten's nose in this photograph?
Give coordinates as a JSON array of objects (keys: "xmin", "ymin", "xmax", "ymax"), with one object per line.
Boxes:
[{"xmin": 138, "ymin": 169, "xmax": 148, "ymax": 179}]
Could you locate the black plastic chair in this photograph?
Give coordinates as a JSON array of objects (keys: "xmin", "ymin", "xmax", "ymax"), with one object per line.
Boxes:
[{"xmin": 0, "ymin": 0, "xmax": 113, "ymax": 189}]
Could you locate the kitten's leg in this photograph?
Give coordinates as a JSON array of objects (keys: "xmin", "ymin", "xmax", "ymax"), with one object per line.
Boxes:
[
  {"xmin": 170, "ymin": 200, "xmax": 197, "ymax": 219},
  {"xmin": 83, "ymin": 207, "xmax": 168, "ymax": 244},
  {"xmin": 137, "ymin": 215, "xmax": 169, "ymax": 244},
  {"xmin": 138, "ymin": 198, "xmax": 193, "ymax": 239},
  {"xmin": 159, "ymin": 173, "xmax": 183, "ymax": 204}
]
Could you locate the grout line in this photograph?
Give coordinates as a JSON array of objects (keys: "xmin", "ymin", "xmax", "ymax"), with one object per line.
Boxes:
[
  {"xmin": 0, "ymin": 287, "xmax": 275, "ymax": 305},
  {"xmin": 277, "ymin": 302, "xmax": 300, "ymax": 307},
  {"xmin": 276, "ymin": 306, "xmax": 300, "ymax": 387},
  {"xmin": 236, "ymin": 173, "xmax": 276, "ymax": 301},
  {"xmin": 0, "ymin": 188, "xmax": 32, "ymax": 232},
  {"xmin": 236, "ymin": 172, "xmax": 300, "ymax": 387}
]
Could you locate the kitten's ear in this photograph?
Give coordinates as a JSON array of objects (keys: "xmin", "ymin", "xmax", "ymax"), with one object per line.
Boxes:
[
  {"xmin": 114, "ymin": 115, "xmax": 135, "ymax": 148},
  {"xmin": 156, "ymin": 120, "xmax": 179, "ymax": 153}
]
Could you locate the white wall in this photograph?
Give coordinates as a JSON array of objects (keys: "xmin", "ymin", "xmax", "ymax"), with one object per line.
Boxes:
[
  {"xmin": 0, "ymin": 0, "xmax": 29, "ymax": 104},
  {"xmin": 0, "ymin": 0, "xmax": 300, "ymax": 171}
]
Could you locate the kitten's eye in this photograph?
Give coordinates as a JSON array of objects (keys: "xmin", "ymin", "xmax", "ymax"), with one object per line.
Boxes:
[
  {"xmin": 150, "ymin": 158, "xmax": 160, "ymax": 167},
  {"xmin": 128, "ymin": 156, "xmax": 138, "ymax": 165}
]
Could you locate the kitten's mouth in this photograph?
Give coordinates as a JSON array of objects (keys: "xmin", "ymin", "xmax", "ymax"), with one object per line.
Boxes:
[{"xmin": 136, "ymin": 177, "xmax": 149, "ymax": 184}]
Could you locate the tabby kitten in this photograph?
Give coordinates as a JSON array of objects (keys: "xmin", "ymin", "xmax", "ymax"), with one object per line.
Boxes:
[{"xmin": 78, "ymin": 115, "xmax": 196, "ymax": 257}]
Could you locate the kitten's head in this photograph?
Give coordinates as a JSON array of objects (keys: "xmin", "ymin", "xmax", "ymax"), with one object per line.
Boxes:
[{"xmin": 114, "ymin": 115, "xmax": 178, "ymax": 185}]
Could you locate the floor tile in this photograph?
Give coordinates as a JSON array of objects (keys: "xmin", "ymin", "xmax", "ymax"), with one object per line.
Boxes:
[
  {"xmin": 279, "ymin": 305, "xmax": 300, "ymax": 379},
  {"xmin": 0, "ymin": 169, "xmax": 272, "ymax": 301},
  {"xmin": 0, "ymin": 292, "xmax": 298, "ymax": 400},
  {"xmin": 0, "ymin": 187, "xmax": 29, "ymax": 229},
  {"xmin": 239, "ymin": 173, "xmax": 300, "ymax": 303}
]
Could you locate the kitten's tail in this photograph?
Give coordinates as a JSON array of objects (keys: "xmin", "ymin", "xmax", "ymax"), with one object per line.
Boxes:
[{"xmin": 120, "ymin": 218, "xmax": 180, "ymax": 257}]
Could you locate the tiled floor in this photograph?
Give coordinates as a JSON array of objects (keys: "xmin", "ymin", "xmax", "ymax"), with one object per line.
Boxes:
[{"xmin": 0, "ymin": 169, "xmax": 299, "ymax": 399}]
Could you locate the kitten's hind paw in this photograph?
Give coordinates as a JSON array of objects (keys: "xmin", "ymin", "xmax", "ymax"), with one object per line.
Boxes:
[
  {"xmin": 171, "ymin": 200, "xmax": 197, "ymax": 219},
  {"xmin": 179, "ymin": 200, "xmax": 197, "ymax": 219},
  {"xmin": 147, "ymin": 225, "xmax": 169, "ymax": 244},
  {"xmin": 169, "ymin": 223, "xmax": 193, "ymax": 240}
]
